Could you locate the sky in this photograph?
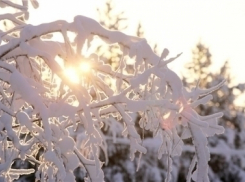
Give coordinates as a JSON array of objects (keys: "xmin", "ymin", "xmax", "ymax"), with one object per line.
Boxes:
[{"xmin": 29, "ymin": 0, "xmax": 245, "ymax": 84}]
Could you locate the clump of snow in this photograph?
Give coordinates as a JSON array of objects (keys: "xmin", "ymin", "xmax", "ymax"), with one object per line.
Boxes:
[{"xmin": 0, "ymin": 1, "xmax": 226, "ymax": 182}]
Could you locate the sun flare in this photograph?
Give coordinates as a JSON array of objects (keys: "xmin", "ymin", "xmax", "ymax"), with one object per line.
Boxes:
[
  {"xmin": 80, "ymin": 62, "xmax": 91, "ymax": 73},
  {"xmin": 65, "ymin": 62, "xmax": 91, "ymax": 83},
  {"xmin": 65, "ymin": 68, "xmax": 79, "ymax": 84}
]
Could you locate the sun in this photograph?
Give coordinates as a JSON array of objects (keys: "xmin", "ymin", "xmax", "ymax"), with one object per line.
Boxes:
[{"xmin": 65, "ymin": 62, "xmax": 91, "ymax": 84}]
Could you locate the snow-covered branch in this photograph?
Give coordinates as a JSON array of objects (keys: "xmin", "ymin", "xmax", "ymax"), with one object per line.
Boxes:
[{"xmin": 0, "ymin": 1, "xmax": 226, "ymax": 182}]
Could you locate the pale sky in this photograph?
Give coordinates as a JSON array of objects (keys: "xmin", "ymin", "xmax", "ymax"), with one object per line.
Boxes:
[{"xmin": 29, "ymin": 0, "xmax": 245, "ymax": 84}]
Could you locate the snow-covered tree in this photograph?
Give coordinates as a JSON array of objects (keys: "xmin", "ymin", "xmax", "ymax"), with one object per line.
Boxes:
[
  {"xmin": 0, "ymin": 1, "xmax": 225, "ymax": 182},
  {"xmin": 182, "ymin": 43, "xmax": 245, "ymax": 182},
  {"xmin": 94, "ymin": 2, "xmax": 165, "ymax": 181}
]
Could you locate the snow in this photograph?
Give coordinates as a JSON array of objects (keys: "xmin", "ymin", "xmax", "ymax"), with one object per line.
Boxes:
[{"xmin": 0, "ymin": 1, "xmax": 228, "ymax": 182}]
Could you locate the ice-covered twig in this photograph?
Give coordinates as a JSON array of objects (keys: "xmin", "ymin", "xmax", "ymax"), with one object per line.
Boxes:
[
  {"xmin": 0, "ymin": 2, "xmax": 226, "ymax": 181},
  {"xmin": 0, "ymin": 13, "xmax": 25, "ymax": 25},
  {"xmin": 188, "ymin": 123, "xmax": 210, "ymax": 182},
  {"xmin": 1, "ymin": 0, "xmax": 28, "ymax": 10}
]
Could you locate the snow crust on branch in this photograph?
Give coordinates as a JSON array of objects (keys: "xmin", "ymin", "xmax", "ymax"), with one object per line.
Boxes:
[{"xmin": 0, "ymin": 1, "xmax": 225, "ymax": 182}]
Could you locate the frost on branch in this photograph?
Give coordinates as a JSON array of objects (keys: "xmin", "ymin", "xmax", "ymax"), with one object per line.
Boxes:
[{"xmin": 0, "ymin": 1, "xmax": 225, "ymax": 182}]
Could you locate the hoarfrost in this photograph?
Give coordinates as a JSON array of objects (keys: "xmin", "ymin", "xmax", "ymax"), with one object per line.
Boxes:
[{"xmin": 0, "ymin": 1, "xmax": 226, "ymax": 182}]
